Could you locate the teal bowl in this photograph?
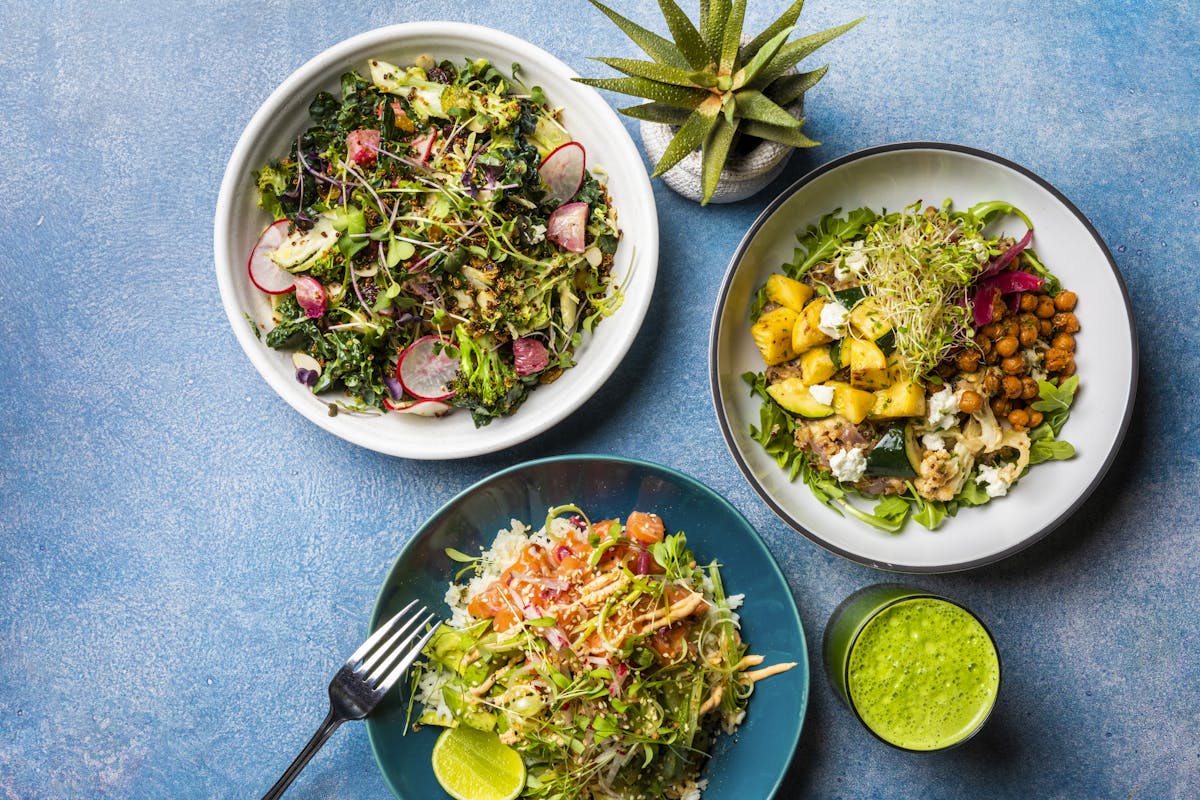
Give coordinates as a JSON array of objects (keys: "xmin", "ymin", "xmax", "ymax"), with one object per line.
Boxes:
[{"xmin": 366, "ymin": 454, "xmax": 808, "ymax": 799}]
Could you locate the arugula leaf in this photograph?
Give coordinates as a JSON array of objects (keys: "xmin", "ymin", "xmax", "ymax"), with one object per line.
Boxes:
[
  {"xmin": 743, "ymin": 372, "xmax": 806, "ymax": 479},
  {"xmin": 1019, "ymin": 249, "xmax": 1063, "ymax": 296},
  {"xmin": 955, "ymin": 474, "xmax": 993, "ymax": 507},
  {"xmin": 903, "ymin": 482, "xmax": 949, "ymax": 530},
  {"xmin": 788, "ymin": 207, "xmax": 878, "ymax": 278},
  {"xmin": 749, "ymin": 284, "xmax": 770, "ymax": 322},
  {"xmin": 1031, "ymin": 374, "xmax": 1080, "ymax": 435},
  {"xmin": 1028, "ymin": 421, "xmax": 1077, "ymax": 465}
]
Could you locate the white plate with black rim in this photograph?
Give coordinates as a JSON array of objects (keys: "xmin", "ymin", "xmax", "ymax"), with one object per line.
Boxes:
[
  {"xmin": 709, "ymin": 142, "xmax": 1137, "ymax": 572},
  {"xmin": 214, "ymin": 23, "xmax": 657, "ymax": 459}
]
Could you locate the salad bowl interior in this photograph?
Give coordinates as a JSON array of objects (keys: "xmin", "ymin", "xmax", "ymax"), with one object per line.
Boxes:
[
  {"xmin": 213, "ymin": 23, "xmax": 657, "ymax": 459},
  {"xmin": 710, "ymin": 142, "xmax": 1137, "ymax": 572},
  {"xmin": 366, "ymin": 455, "xmax": 808, "ymax": 800}
]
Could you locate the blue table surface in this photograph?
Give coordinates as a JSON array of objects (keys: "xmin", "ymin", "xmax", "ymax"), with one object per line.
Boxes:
[{"xmin": 2, "ymin": 1, "xmax": 1197, "ymax": 798}]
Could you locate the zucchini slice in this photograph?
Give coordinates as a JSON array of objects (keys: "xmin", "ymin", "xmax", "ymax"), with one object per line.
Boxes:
[
  {"xmin": 833, "ymin": 286, "xmax": 867, "ymax": 308},
  {"xmin": 865, "ymin": 423, "xmax": 919, "ymax": 478}
]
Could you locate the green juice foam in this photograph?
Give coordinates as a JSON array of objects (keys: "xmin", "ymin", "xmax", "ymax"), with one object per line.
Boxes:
[{"xmin": 847, "ymin": 597, "xmax": 1000, "ymax": 751}]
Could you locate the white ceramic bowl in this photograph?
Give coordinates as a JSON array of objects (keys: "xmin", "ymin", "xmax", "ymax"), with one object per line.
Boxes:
[
  {"xmin": 710, "ymin": 143, "xmax": 1138, "ymax": 572},
  {"xmin": 214, "ymin": 23, "xmax": 657, "ymax": 459}
]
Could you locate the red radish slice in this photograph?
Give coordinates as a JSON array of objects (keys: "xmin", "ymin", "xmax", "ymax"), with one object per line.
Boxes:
[
  {"xmin": 539, "ymin": 141, "xmax": 585, "ymax": 203},
  {"xmin": 397, "ymin": 335, "xmax": 459, "ymax": 401},
  {"xmin": 383, "ymin": 397, "xmax": 453, "ymax": 415},
  {"xmin": 411, "ymin": 129, "xmax": 438, "ymax": 164},
  {"xmin": 247, "ymin": 220, "xmax": 295, "ymax": 294},
  {"xmin": 513, "ymin": 336, "xmax": 549, "ymax": 376},
  {"xmin": 546, "ymin": 202, "xmax": 588, "ymax": 253},
  {"xmin": 294, "ymin": 276, "xmax": 326, "ymax": 318}
]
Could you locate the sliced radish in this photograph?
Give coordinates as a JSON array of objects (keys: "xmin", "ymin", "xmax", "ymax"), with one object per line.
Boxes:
[
  {"xmin": 539, "ymin": 141, "xmax": 586, "ymax": 203},
  {"xmin": 546, "ymin": 202, "xmax": 588, "ymax": 253},
  {"xmin": 294, "ymin": 276, "xmax": 326, "ymax": 318},
  {"xmin": 383, "ymin": 397, "xmax": 453, "ymax": 416},
  {"xmin": 411, "ymin": 129, "xmax": 438, "ymax": 164},
  {"xmin": 513, "ymin": 336, "xmax": 549, "ymax": 376},
  {"xmin": 247, "ymin": 220, "xmax": 295, "ymax": 294},
  {"xmin": 397, "ymin": 335, "xmax": 459, "ymax": 401}
]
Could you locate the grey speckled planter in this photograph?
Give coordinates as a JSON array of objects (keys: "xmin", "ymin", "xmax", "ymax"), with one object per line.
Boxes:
[{"xmin": 639, "ymin": 99, "xmax": 802, "ymax": 204}]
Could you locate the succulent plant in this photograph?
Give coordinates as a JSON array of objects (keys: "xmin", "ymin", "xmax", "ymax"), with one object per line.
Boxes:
[{"xmin": 578, "ymin": 0, "xmax": 861, "ymax": 204}]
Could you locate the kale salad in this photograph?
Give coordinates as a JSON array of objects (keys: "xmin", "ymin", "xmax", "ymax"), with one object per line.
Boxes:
[
  {"xmin": 247, "ymin": 55, "xmax": 623, "ymax": 425},
  {"xmin": 744, "ymin": 200, "xmax": 1081, "ymax": 532}
]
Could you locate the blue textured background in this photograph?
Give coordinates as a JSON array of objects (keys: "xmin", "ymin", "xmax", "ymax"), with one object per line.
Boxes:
[{"xmin": 1, "ymin": 1, "xmax": 1196, "ymax": 798}]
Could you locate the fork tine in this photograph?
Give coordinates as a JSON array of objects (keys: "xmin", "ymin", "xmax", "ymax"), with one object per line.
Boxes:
[
  {"xmin": 358, "ymin": 606, "xmax": 427, "ymax": 675},
  {"xmin": 348, "ymin": 599, "xmax": 419, "ymax": 664},
  {"xmin": 371, "ymin": 618, "xmax": 443, "ymax": 693}
]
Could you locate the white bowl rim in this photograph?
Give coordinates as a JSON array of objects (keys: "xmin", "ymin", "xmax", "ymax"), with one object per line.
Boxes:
[
  {"xmin": 708, "ymin": 141, "xmax": 1139, "ymax": 573},
  {"xmin": 213, "ymin": 22, "xmax": 658, "ymax": 459}
]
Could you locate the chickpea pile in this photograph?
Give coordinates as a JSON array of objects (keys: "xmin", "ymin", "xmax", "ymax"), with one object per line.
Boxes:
[{"xmin": 949, "ymin": 288, "xmax": 1079, "ymax": 432}]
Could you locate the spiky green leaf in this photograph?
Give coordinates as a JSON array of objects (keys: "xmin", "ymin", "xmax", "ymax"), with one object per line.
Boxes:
[
  {"xmin": 700, "ymin": 0, "xmax": 711, "ymax": 33},
  {"xmin": 588, "ymin": 0, "xmax": 690, "ymax": 69},
  {"xmin": 742, "ymin": 118, "xmax": 820, "ymax": 149},
  {"xmin": 574, "ymin": 76, "xmax": 709, "ymax": 109},
  {"xmin": 701, "ymin": 116, "xmax": 739, "ymax": 204},
  {"xmin": 735, "ymin": 25, "xmax": 793, "ymax": 89},
  {"xmin": 658, "ymin": 0, "xmax": 712, "ymax": 69},
  {"xmin": 653, "ymin": 108, "xmax": 720, "ymax": 177},
  {"xmin": 764, "ymin": 66, "xmax": 828, "ymax": 106},
  {"xmin": 593, "ymin": 57, "xmax": 706, "ymax": 88},
  {"xmin": 749, "ymin": 18, "xmax": 862, "ymax": 89},
  {"xmin": 702, "ymin": 0, "xmax": 731, "ymax": 61},
  {"xmin": 743, "ymin": 0, "xmax": 806, "ymax": 60},
  {"xmin": 720, "ymin": 0, "xmax": 746, "ymax": 72},
  {"xmin": 733, "ymin": 89, "xmax": 800, "ymax": 127},
  {"xmin": 618, "ymin": 102, "xmax": 693, "ymax": 126}
]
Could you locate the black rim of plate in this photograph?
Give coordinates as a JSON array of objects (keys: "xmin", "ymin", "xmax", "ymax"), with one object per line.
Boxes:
[
  {"xmin": 708, "ymin": 141, "xmax": 1139, "ymax": 573},
  {"xmin": 365, "ymin": 453, "xmax": 809, "ymax": 800}
]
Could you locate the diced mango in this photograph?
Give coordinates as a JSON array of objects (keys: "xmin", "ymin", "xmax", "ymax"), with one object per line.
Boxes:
[
  {"xmin": 765, "ymin": 274, "xmax": 814, "ymax": 312},
  {"xmin": 751, "ymin": 306, "xmax": 799, "ymax": 366},
  {"xmin": 849, "ymin": 298, "xmax": 892, "ymax": 341},
  {"xmin": 767, "ymin": 377, "xmax": 834, "ymax": 418},
  {"xmin": 827, "ymin": 380, "xmax": 876, "ymax": 425},
  {"xmin": 800, "ymin": 346, "xmax": 838, "ymax": 385},
  {"xmin": 792, "ymin": 297, "xmax": 834, "ymax": 354},
  {"xmin": 870, "ymin": 380, "xmax": 927, "ymax": 420}
]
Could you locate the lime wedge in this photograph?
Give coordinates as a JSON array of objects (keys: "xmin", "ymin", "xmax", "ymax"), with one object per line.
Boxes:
[{"xmin": 432, "ymin": 726, "xmax": 526, "ymax": 800}]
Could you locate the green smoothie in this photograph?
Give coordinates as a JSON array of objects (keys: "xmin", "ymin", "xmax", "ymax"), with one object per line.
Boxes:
[{"xmin": 846, "ymin": 597, "xmax": 1000, "ymax": 751}]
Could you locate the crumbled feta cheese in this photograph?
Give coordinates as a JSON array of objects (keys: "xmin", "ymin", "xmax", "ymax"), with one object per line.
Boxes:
[
  {"xmin": 967, "ymin": 237, "xmax": 988, "ymax": 262},
  {"xmin": 926, "ymin": 387, "xmax": 960, "ymax": 431},
  {"xmin": 829, "ymin": 447, "xmax": 867, "ymax": 483},
  {"xmin": 809, "ymin": 384, "xmax": 835, "ymax": 406},
  {"xmin": 975, "ymin": 463, "xmax": 1015, "ymax": 498},
  {"xmin": 922, "ymin": 431, "xmax": 946, "ymax": 451},
  {"xmin": 818, "ymin": 301, "xmax": 850, "ymax": 339},
  {"xmin": 835, "ymin": 242, "xmax": 869, "ymax": 281}
]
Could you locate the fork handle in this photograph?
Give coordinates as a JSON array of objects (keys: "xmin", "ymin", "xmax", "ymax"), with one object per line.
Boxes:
[{"xmin": 261, "ymin": 709, "xmax": 344, "ymax": 800}]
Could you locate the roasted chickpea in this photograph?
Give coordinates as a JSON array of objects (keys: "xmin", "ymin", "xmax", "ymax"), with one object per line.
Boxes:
[
  {"xmin": 1061, "ymin": 358, "xmax": 1077, "ymax": 377},
  {"xmin": 1021, "ymin": 377, "xmax": 1040, "ymax": 400},
  {"xmin": 1001, "ymin": 355, "xmax": 1026, "ymax": 374},
  {"xmin": 1002, "ymin": 375, "xmax": 1023, "ymax": 399},
  {"xmin": 984, "ymin": 349, "xmax": 1000, "ymax": 366},
  {"xmin": 960, "ymin": 390, "xmax": 984, "ymax": 414},
  {"xmin": 1001, "ymin": 318, "xmax": 1020, "ymax": 338},
  {"xmin": 957, "ymin": 349, "xmax": 981, "ymax": 373},
  {"xmin": 1019, "ymin": 293, "xmax": 1039, "ymax": 312},
  {"xmin": 991, "ymin": 295, "xmax": 1008, "ymax": 321},
  {"xmin": 983, "ymin": 372, "xmax": 1001, "ymax": 394},
  {"xmin": 1007, "ymin": 408, "xmax": 1031, "ymax": 430},
  {"xmin": 1039, "ymin": 319, "xmax": 1054, "ymax": 337},
  {"xmin": 991, "ymin": 397, "xmax": 1012, "ymax": 416},
  {"xmin": 995, "ymin": 336, "xmax": 1019, "ymax": 358},
  {"xmin": 982, "ymin": 322, "xmax": 1002, "ymax": 340},
  {"xmin": 975, "ymin": 333, "xmax": 993, "ymax": 354},
  {"xmin": 1054, "ymin": 290, "xmax": 1078, "ymax": 311},
  {"xmin": 1018, "ymin": 319, "xmax": 1039, "ymax": 347},
  {"xmin": 1053, "ymin": 311, "xmax": 1080, "ymax": 333},
  {"xmin": 1028, "ymin": 410, "xmax": 1044, "ymax": 428},
  {"xmin": 1044, "ymin": 347, "xmax": 1071, "ymax": 372},
  {"xmin": 1036, "ymin": 297, "xmax": 1056, "ymax": 319},
  {"xmin": 1052, "ymin": 332, "xmax": 1076, "ymax": 352}
]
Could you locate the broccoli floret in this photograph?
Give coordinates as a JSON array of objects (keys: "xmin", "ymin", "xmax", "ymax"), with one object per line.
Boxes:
[{"xmin": 447, "ymin": 325, "xmax": 529, "ymax": 426}]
